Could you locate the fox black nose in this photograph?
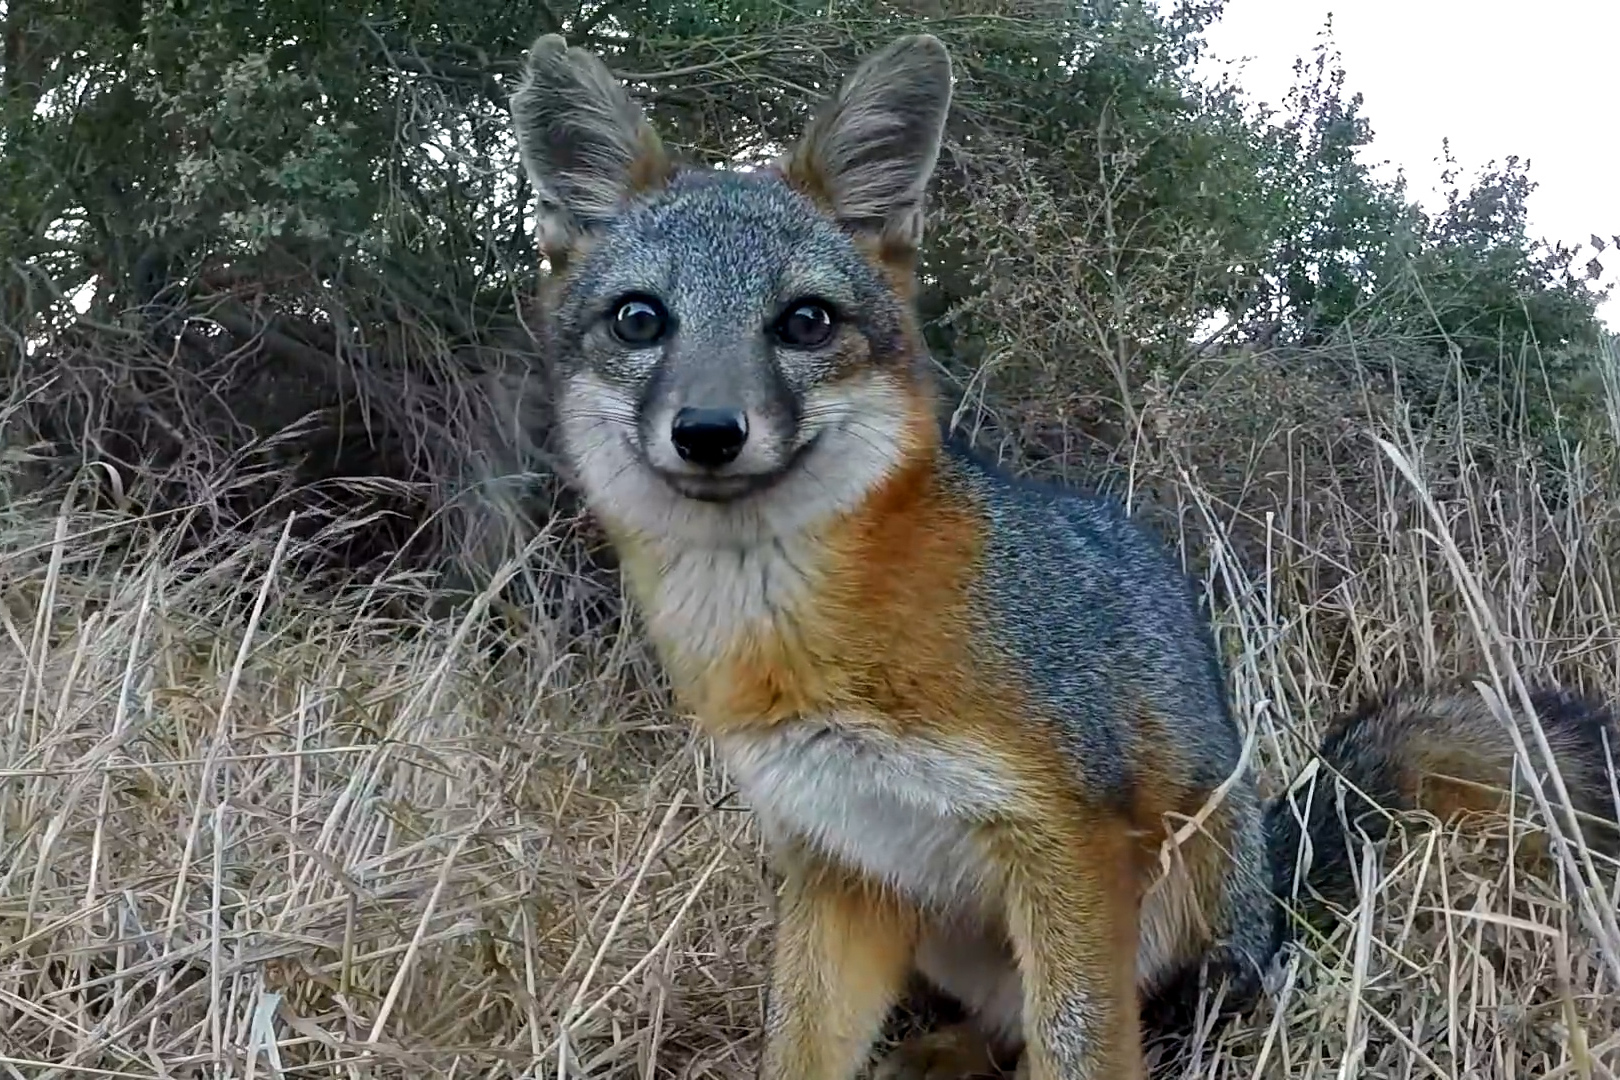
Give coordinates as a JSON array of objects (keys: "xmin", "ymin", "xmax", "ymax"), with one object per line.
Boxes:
[{"xmin": 671, "ymin": 407, "xmax": 748, "ymax": 468}]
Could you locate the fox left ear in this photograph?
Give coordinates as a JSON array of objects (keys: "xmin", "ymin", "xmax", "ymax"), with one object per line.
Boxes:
[{"xmin": 781, "ymin": 34, "xmax": 953, "ymax": 257}]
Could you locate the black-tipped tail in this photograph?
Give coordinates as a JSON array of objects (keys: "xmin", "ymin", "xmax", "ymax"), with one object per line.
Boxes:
[{"xmin": 1265, "ymin": 684, "xmax": 1620, "ymax": 942}]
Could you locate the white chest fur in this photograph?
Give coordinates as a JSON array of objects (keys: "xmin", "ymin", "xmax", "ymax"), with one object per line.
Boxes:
[
  {"xmin": 634, "ymin": 537, "xmax": 820, "ymax": 663},
  {"xmin": 717, "ymin": 717, "xmax": 1013, "ymax": 914}
]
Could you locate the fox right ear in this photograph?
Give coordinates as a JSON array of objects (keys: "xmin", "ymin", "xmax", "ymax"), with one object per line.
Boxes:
[
  {"xmin": 782, "ymin": 34, "xmax": 953, "ymax": 258},
  {"xmin": 509, "ymin": 35, "xmax": 671, "ymax": 262}
]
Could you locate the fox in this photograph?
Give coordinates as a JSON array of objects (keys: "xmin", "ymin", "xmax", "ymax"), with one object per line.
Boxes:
[{"xmin": 506, "ymin": 31, "xmax": 1620, "ymax": 1080}]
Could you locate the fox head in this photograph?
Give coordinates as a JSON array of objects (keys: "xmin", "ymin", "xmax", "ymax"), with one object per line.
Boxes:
[{"xmin": 510, "ymin": 34, "xmax": 952, "ymax": 545}]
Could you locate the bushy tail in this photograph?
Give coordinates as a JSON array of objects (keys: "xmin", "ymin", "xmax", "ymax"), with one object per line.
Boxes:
[
  {"xmin": 1145, "ymin": 685, "xmax": 1618, "ymax": 1047},
  {"xmin": 1265, "ymin": 684, "xmax": 1620, "ymax": 940}
]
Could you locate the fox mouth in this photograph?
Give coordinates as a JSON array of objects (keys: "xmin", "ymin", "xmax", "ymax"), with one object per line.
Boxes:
[
  {"xmin": 643, "ymin": 431, "xmax": 823, "ymax": 504},
  {"xmin": 655, "ymin": 470, "xmax": 785, "ymax": 502}
]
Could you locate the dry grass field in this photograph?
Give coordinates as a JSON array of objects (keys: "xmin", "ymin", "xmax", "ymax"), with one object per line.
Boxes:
[{"xmin": 4, "ymin": 339, "xmax": 1620, "ymax": 1079}]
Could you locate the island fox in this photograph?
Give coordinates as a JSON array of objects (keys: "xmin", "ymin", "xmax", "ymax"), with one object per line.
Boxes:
[{"xmin": 507, "ymin": 31, "xmax": 1620, "ymax": 1080}]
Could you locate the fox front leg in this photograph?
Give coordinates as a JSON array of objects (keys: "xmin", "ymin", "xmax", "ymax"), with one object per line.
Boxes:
[
  {"xmin": 1000, "ymin": 822, "xmax": 1146, "ymax": 1080},
  {"xmin": 758, "ymin": 856, "xmax": 919, "ymax": 1080}
]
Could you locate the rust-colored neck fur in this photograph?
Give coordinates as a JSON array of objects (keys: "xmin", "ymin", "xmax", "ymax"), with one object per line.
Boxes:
[
  {"xmin": 626, "ymin": 420, "xmax": 988, "ymax": 737},
  {"xmin": 724, "ymin": 449, "xmax": 974, "ymax": 719}
]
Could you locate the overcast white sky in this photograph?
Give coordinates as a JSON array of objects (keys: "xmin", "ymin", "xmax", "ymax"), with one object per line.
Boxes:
[{"xmin": 1179, "ymin": 0, "xmax": 1618, "ymax": 328}]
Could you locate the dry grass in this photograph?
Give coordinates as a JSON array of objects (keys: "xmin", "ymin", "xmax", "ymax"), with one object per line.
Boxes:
[{"xmin": 4, "ymin": 344, "xmax": 1620, "ymax": 1080}]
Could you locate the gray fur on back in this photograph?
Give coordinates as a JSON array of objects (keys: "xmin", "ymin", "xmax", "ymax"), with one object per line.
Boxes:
[
  {"xmin": 940, "ymin": 440, "xmax": 1242, "ymax": 802},
  {"xmin": 938, "ymin": 439, "xmax": 1280, "ymax": 1007}
]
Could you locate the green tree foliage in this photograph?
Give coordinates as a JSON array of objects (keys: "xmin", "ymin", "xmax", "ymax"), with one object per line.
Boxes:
[
  {"xmin": 1243, "ymin": 34, "xmax": 1605, "ymax": 427},
  {"xmin": 0, "ymin": 0, "xmax": 1608, "ymax": 577}
]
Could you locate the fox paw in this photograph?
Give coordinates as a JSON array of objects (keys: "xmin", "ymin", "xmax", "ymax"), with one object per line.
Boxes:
[{"xmin": 872, "ymin": 1024, "xmax": 1007, "ymax": 1080}]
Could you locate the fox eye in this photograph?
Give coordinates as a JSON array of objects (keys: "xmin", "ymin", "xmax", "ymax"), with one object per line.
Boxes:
[
  {"xmin": 773, "ymin": 300, "xmax": 836, "ymax": 350},
  {"xmin": 610, "ymin": 295, "xmax": 669, "ymax": 346}
]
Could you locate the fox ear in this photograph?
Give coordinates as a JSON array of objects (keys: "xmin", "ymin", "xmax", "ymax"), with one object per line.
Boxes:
[
  {"xmin": 510, "ymin": 35, "xmax": 671, "ymax": 262},
  {"xmin": 782, "ymin": 34, "xmax": 952, "ymax": 256}
]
